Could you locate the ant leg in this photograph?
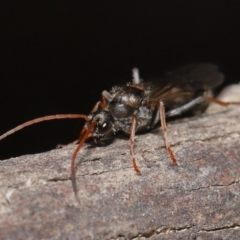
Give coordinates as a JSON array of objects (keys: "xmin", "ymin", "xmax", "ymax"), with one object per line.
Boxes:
[
  {"xmin": 166, "ymin": 96, "xmax": 205, "ymax": 117},
  {"xmin": 206, "ymin": 96, "xmax": 240, "ymax": 106},
  {"xmin": 132, "ymin": 68, "xmax": 141, "ymax": 84},
  {"xmin": 102, "ymin": 90, "xmax": 113, "ymax": 104},
  {"xmin": 130, "ymin": 116, "xmax": 141, "ymax": 174},
  {"xmin": 91, "ymin": 101, "xmax": 102, "ymax": 113},
  {"xmin": 90, "ymin": 91, "xmax": 112, "ymax": 113},
  {"xmin": 159, "ymin": 101, "xmax": 177, "ymax": 165}
]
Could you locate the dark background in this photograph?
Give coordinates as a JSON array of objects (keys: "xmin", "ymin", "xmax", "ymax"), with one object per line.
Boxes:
[{"xmin": 1, "ymin": 1, "xmax": 240, "ymax": 160}]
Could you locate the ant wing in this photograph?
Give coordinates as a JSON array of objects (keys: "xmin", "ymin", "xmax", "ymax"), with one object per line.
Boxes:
[
  {"xmin": 145, "ymin": 64, "xmax": 224, "ymax": 105},
  {"xmin": 163, "ymin": 64, "xmax": 224, "ymax": 90}
]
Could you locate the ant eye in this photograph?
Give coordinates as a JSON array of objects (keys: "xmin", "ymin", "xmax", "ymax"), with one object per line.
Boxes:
[{"xmin": 98, "ymin": 121, "xmax": 112, "ymax": 134}]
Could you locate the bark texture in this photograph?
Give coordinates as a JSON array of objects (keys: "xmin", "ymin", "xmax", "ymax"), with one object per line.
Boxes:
[{"xmin": 0, "ymin": 85, "xmax": 240, "ymax": 240}]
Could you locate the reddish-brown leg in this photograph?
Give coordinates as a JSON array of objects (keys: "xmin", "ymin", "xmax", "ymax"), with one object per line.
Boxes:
[
  {"xmin": 91, "ymin": 101, "xmax": 101, "ymax": 113},
  {"xmin": 101, "ymin": 91, "xmax": 112, "ymax": 108},
  {"xmin": 159, "ymin": 101, "xmax": 177, "ymax": 165},
  {"xmin": 206, "ymin": 96, "xmax": 240, "ymax": 106},
  {"xmin": 130, "ymin": 116, "xmax": 141, "ymax": 174},
  {"xmin": 90, "ymin": 96, "xmax": 108, "ymax": 113}
]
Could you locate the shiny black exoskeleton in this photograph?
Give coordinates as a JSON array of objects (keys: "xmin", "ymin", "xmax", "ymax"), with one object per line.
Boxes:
[{"xmin": 84, "ymin": 64, "xmax": 224, "ymax": 146}]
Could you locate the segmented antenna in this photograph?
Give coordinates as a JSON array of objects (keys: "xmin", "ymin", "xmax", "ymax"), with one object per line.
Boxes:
[
  {"xmin": 71, "ymin": 121, "xmax": 97, "ymax": 202},
  {"xmin": 0, "ymin": 114, "xmax": 88, "ymax": 141}
]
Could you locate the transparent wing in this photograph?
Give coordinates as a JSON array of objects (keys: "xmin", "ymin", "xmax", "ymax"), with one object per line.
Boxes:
[{"xmin": 145, "ymin": 64, "xmax": 224, "ymax": 104}]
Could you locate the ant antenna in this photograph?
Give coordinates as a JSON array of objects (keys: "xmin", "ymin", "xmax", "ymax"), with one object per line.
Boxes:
[
  {"xmin": 71, "ymin": 121, "xmax": 97, "ymax": 203},
  {"xmin": 0, "ymin": 114, "xmax": 88, "ymax": 141}
]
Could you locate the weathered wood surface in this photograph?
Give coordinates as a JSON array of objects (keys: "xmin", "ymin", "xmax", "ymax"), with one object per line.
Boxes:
[{"xmin": 0, "ymin": 85, "xmax": 240, "ymax": 240}]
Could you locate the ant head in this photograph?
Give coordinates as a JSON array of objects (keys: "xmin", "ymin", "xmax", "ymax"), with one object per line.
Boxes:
[{"xmin": 86, "ymin": 110, "xmax": 115, "ymax": 143}]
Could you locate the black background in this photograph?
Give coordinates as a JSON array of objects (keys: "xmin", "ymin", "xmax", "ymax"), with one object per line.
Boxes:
[{"xmin": 1, "ymin": 1, "xmax": 240, "ymax": 159}]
